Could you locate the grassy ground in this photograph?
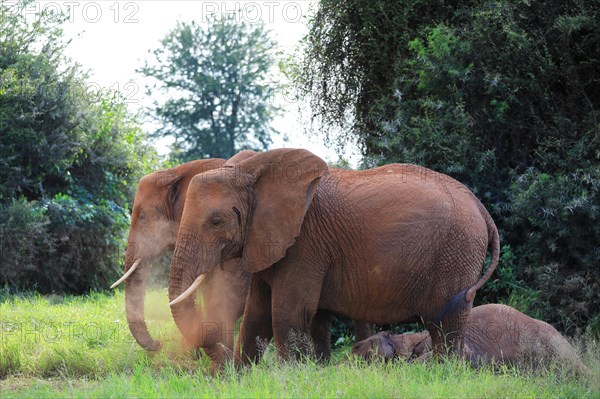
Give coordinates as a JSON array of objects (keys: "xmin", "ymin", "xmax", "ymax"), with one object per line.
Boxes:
[{"xmin": 1, "ymin": 290, "xmax": 598, "ymax": 398}]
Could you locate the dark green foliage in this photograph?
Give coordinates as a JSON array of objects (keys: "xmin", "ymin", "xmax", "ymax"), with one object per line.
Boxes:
[
  {"xmin": 299, "ymin": 0, "xmax": 600, "ymax": 334},
  {"xmin": 506, "ymin": 167, "xmax": 600, "ymax": 334},
  {"xmin": 0, "ymin": 1, "xmax": 159, "ymax": 293},
  {"xmin": 0, "ymin": 200, "xmax": 54, "ymax": 287},
  {"xmin": 140, "ymin": 14, "xmax": 280, "ymax": 160}
]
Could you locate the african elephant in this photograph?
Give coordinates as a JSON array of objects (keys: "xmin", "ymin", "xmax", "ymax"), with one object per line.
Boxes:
[
  {"xmin": 167, "ymin": 148, "xmax": 499, "ymax": 366},
  {"xmin": 111, "ymin": 150, "xmax": 369, "ymax": 365},
  {"xmin": 110, "ymin": 152, "xmax": 254, "ymax": 352},
  {"xmin": 352, "ymin": 304, "xmax": 590, "ymax": 376}
]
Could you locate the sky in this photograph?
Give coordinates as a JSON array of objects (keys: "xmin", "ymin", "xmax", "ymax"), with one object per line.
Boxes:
[{"xmin": 17, "ymin": 0, "xmax": 361, "ymax": 164}]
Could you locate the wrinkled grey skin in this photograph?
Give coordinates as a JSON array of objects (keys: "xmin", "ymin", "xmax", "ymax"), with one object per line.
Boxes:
[{"xmin": 352, "ymin": 304, "xmax": 590, "ymax": 376}]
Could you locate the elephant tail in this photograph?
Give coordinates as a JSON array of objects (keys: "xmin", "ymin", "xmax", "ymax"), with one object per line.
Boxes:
[{"xmin": 465, "ymin": 205, "xmax": 500, "ymax": 303}]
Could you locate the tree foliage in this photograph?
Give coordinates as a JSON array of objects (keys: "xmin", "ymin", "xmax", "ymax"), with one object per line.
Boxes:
[
  {"xmin": 0, "ymin": 0, "xmax": 159, "ymax": 293},
  {"xmin": 140, "ymin": 15, "xmax": 280, "ymax": 160},
  {"xmin": 299, "ymin": 0, "xmax": 600, "ymax": 334}
]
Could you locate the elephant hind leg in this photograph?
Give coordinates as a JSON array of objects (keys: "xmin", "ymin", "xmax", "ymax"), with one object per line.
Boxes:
[
  {"xmin": 426, "ymin": 315, "xmax": 469, "ymax": 359},
  {"xmin": 353, "ymin": 321, "xmax": 373, "ymax": 342},
  {"xmin": 427, "ymin": 290, "xmax": 473, "ymax": 358}
]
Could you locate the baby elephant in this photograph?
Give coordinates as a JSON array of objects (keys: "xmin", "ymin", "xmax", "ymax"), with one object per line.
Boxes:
[{"xmin": 352, "ymin": 304, "xmax": 589, "ymax": 375}]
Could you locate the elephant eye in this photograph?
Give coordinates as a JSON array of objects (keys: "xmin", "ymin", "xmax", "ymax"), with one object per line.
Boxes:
[{"xmin": 210, "ymin": 216, "xmax": 224, "ymax": 227}]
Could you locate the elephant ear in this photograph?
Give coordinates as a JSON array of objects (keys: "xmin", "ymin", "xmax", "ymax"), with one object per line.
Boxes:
[
  {"xmin": 411, "ymin": 332, "xmax": 432, "ymax": 358},
  {"xmin": 390, "ymin": 333, "xmax": 413, "ymax": 359},
  {"xmin": 157, "ymin": 158, "xmax": 226, "ymax": 221},
  {"xmin": 238, "ymin": 148, "xmax": 328, "ymax": 273},
  {"xmin": 377, "ymin": 334, "xmax": 396, "ymax": 359}
]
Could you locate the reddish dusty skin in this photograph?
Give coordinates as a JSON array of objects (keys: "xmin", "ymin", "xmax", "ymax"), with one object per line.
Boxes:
[
  {"xmin": 121, "ymin": 150, "xmax": 369, "ymax": 368},
  {"xmin": 122, "ymin": 157, "xmax": 226, "ymax": 351},
  {"xmin": 168, "ymin": 148, "xmax": 499, "ymax": 368},
  {"xmin": 352, "ymin": 304, "xmax": 590, "ymax": 376},
  {"xmin": 121, "ymin": 151, "xmax": 257, "ymax": 352}
]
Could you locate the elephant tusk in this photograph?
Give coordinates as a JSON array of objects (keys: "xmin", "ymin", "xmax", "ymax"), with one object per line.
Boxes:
[
  {"xmin": 110, "ymin": 258, "xmax": 141, "ymax": 289},
  {"xmin": 169, "ymin": 274, "xmax": 205, "ymax": 306}
]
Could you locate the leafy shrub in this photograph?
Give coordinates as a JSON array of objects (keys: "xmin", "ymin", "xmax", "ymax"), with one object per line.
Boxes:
[
  {"xmin": 506, "ymin": 167, "xmax": 600, "ymax": 334},
  {"xmin": 299, "ymin": 0, "xmax": 600, "ymax": 335},
  {"xmin": 0, "ymin": 1, "xmax": 159, "ymax": 293},
  {"xmin": 0, "ymin": 199, "xmax": 54, "ymax": 288}
]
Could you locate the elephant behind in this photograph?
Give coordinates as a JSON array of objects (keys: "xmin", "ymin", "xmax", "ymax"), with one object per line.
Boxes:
[
  {"xmin": 111, "ymin": 152, "xmax": 255, "ymax": 352},
  {"xmin": 352, "ymin": 304, "xmax": 590, "ymax": 376}
]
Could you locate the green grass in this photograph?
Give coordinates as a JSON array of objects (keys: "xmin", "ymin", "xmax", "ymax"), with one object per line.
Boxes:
[{"xmin": 1, "ymin": 290, "xmax": 598, "ymax": 398}]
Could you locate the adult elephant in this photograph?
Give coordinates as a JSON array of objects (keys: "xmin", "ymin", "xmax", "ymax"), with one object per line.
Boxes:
[
  {"xmin": 167, "ymin": 148, "xmax": 499, "ymax": 365},
  {"xmin": 112, "ymin": 150, "xmax": 369, "ymax": 365},
  {"xmin": 110, "ymin": 152, "xmax": 254, "ymax": 352}
]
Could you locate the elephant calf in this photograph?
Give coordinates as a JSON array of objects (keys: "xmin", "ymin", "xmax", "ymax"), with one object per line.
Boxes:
[{"xmin": 352, "ymin": 304, "xmax": 590, "ymax": 376}]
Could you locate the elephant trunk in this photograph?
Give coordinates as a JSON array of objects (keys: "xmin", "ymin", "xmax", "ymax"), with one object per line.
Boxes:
[
  {"xmin": 168, "ymin": 242, "xmax": 210, "ymax": 349},
  {"xmin": 124, "ymin": 245, "xmax": 162, "ymax": 351}
]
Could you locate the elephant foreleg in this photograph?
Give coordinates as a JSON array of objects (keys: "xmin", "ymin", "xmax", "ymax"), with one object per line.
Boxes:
[
  {"xmin": 311, "ymin": 311, "xmax": 333, "ymax": 362},
  {"xmin": 237, "ymin": 276, "xmax": 273, "ymax": 366},
  {"xmin": 310, "ymin": 316, "xmax": 373, "ymax": 362},
  {"xmin": 271, "ymin": 292, "xmax": 321, "ymax": 362},
  {"xmin": 268, "ymin": 257, "xmax": 327, "ymax": 363},
  {"xmin": 200, "ymin": 324, "xmax": 238, "ymax": 372}
]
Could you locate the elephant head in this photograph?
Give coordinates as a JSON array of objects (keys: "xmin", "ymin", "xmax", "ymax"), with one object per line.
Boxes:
[
  {"xmin": 111, "ymin": 151, "xmax": 257, "ymax": 352},
  {"xmin": 352, "ymin": 331, "xmax": 431, "ymax": 361},
  {"xmin": 168, "ymin": 149, "xmax": 327, "ymax": 347}
]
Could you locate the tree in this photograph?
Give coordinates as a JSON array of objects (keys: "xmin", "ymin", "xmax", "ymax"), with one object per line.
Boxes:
[
  {"xmin": 0, "ymin": 0, "xmax": 159, "ymax": 293},
  {"xmin": 298, "ymin": 0, "xmax": 600, "ymax": 334},
  {"xmin": 140, "ymin": 15, "xmax": 280, "ymax": 160}
]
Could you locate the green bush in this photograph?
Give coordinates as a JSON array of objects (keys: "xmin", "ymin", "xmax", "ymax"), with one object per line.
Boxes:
[
  {"xmin": 0, "ymin": 1, "xmax": 159, "ymax": 293},
  {"xmin": 506, "ymin": 167, "xmax": 600, "ymax": 334},
  {"xmin": 0, "ymin": 199, "xmax": 54, "ymax": 288},
  {"xmin": 299, "ymin": 0, "xmax": 600, "ymax": 335}
]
